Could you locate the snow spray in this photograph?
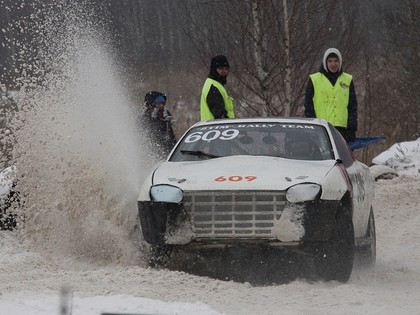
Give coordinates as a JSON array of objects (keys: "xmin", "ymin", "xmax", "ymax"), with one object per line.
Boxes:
[{"xmin": 6, "ymin": 1, "xmax": 153, "ymax": 265}]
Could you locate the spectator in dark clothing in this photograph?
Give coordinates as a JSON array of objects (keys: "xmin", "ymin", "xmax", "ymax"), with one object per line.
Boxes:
[
  {"xmin": 200, "ymin": 55, "xmax": 235, "ymax": 120},
  {"xmin": 304, "ymin": 48, "xmax": 358, "ymax": 143},
  {"xmin": 141, "ymin": 91, "xmax": 177, "ymax": 158}
]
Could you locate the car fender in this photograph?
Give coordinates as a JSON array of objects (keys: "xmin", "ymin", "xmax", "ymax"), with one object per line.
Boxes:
[
  {"xmin": 138, "ymin": 171, "xmax": 155, "ymax": 202},
  {"xmin": 320, "ymin": 165, "xmax": 349, "ymax": 200}
]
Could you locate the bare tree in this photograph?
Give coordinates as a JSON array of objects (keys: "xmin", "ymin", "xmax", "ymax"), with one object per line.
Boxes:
[
  {"xmin": 382, "ymin": 0, "xmax": 420, "ymax": 140},
  {"xmin": 180, "ymin": 0, "xmax": 363, "ymax": 118}
]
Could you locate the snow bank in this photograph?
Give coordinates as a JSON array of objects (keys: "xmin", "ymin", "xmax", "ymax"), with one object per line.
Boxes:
[{"xmin": 372, "ymin": 138, "xmax": 420, "ymax": 175}]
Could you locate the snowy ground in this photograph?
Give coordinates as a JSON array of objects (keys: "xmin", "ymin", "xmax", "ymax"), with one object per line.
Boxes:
[{"xmin": 0, "ymin": 155, "xmax": 419, "ymax": 315}]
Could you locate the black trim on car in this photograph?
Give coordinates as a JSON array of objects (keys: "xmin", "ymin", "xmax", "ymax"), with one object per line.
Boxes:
[
  {"xmin": 138, "ymin": 201, "xmax": 182, "ymax": 244},
  {"xmin": 138, "ymin": 199, "xmax": 342, "ymax": 246}
]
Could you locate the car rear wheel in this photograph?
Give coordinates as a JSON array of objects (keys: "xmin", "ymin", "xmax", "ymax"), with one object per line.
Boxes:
[
  {"xmin": 356, "ymin": 208, "xmax": 376, "ymax": 268},
  {"xmin": 314, "ymin": 206, "xmax": 355, "ymax": 282}
]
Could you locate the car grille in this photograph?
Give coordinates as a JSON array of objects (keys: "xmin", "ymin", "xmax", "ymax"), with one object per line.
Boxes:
[{"xmin": 182, "ymin": 191, "xmax": 287, "ymax": 239}]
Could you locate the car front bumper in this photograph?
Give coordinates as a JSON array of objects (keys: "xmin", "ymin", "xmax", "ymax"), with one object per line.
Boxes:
[{"xmin": 138, "ymin": 192, "xmax": 341, "ymax": 247}]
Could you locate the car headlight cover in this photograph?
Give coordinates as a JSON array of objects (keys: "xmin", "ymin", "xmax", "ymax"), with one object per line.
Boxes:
[
  {"xmin": 150, "ymin": 185, "xmax": 183, "ymax": 203},
  {"xmin": 286, "ymin": 184, "xmax": 321, "ymax": 203}
]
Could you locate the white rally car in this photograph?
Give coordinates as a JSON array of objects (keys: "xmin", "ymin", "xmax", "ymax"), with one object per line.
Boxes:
[{"xmin": 137, "ymin": 117, "xmax": 376, "ymax": 282}]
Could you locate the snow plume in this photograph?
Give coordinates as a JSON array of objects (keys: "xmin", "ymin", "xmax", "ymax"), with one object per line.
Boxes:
[{"xmin": 8, "ymin": 1, "xmax": 153, "ymax": 265}]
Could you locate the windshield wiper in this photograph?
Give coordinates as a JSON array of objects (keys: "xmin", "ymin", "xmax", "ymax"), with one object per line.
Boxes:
[{"xmin": 180, "ymin": 150, "xmax": 220, "ymax": 159}]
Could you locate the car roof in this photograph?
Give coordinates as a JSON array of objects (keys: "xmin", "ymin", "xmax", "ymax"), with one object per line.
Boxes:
[{"xmin": 190, "ymin": 117, "xmax": 330, "ymax": 129}]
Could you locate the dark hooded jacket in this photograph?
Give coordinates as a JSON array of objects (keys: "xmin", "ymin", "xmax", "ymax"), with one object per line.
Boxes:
[
  {"xmin": 204, "ymin": 55, "xmax": 230, "ymax": 119},
  {"xmin": 304, "ymin": 49, "xmax": 358, "ymax": 143},
  {"xmin": 141, "ymin": 91, "xmax": 177, "ymax": 158}
]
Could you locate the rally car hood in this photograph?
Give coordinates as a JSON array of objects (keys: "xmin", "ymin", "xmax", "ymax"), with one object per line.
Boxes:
[{"xmin": 152, "ymin": 156, "xmax": 337, "ymax": 191}]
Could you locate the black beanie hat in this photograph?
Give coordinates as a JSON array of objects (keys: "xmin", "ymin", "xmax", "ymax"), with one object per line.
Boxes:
[{"xmin": 210, "ymin": 55, "xmax": 230, "ymax": 70}]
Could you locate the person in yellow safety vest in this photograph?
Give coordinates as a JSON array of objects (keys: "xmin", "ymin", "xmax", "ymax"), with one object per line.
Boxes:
[
  {"xmin": 304, "ymin": 48, "xmax": 358, "ymax": 143},
  {"xmin": 200, "ymin": 55, "xmax": 235, "ymax": 121}
]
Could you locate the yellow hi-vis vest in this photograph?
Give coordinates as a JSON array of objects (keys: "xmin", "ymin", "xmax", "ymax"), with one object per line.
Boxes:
[
  {"xmin": 200, "ymin": 78, "xmax": 234, "ymax": 121},
  {"xmin": 310, "ymin": 72, "xmax": 352, "ymax": 128}
]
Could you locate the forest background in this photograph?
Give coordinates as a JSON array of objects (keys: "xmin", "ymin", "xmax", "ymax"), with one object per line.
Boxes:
[{"xmin": 1, "ymin": 0, "xmax": 419, "ymax": 164}]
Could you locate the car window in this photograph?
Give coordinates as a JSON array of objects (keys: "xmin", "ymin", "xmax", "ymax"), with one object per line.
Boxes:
[{"xmin": 169, "ymin": 122, "xmax": 334, "ymax": 162}]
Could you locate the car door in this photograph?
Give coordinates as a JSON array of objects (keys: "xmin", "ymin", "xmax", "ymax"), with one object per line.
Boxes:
[{"xmin": 329, "ymin": 126, "xmax": 374, "ymax": 238}]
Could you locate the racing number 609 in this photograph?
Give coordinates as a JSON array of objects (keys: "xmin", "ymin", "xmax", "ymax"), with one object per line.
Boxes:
[
  {"xmin": 215, "ymin": 176, "xmax": 257, "ymax": 182},
  {"xmin": 184, "ymin": 129, "xmax": 239, "ymax": 143}
]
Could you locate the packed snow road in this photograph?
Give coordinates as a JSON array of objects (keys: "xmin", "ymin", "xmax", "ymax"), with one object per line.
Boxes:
[{"xmin": 0, "ymin": 174, "xmax": 419, "ymax": 315}]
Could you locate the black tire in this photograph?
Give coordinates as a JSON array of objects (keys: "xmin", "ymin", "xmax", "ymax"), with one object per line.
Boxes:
[
  {"xmin": 356, "ymin": 208, "xmax": 376, "ymax": 268},
  {"xmin": 314, "ymin": 205, "xmax": 355, "ymax": 282}
]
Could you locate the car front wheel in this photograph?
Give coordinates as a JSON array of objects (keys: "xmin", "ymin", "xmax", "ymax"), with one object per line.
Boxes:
[{"xmin": 314, "ymin": 205, "xmax": 355, "ymax": 282}]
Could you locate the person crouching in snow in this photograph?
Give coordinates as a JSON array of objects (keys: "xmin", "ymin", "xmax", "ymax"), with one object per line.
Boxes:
[{"xmin": 142, "ymin": 91, "xmax": 177, "ymax": 159}]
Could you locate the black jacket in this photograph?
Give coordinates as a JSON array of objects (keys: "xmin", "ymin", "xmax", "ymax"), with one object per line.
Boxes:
[
  {"xmin": 205, "ymin": 64, "xmax": 229, "ymax": 119},
  {"xmin": 141, "ymin": 91, "xmax": 177, "ymax": 158}
]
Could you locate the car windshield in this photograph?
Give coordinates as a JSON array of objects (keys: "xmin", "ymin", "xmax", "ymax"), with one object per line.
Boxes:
[{"xmin": 169, "ymin": 122, "xmax": 334, "ymax": 162}]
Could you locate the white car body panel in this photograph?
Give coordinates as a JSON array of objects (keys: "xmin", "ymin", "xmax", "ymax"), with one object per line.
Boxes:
[
  {"xmin": 319, "ymin": 166, "xmax": 348, "ymax": 200},
  {"xmin": 347, "ymin": 161, "xmax": 375, "ymax": 237},
  {"xmin": 138, "ymin": 170, "xmax": 155, "ymax": 201},
  {"xmin": 151, "ymin": 156, "xmax": 345, "ymax": 197}
]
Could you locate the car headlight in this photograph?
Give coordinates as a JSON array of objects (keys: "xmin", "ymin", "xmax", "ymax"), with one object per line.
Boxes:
[
  {"xmin": 150, "ymin": 185, "xmax": 183, "ymax": 203},
  {"xmin": 286, "ymin": 184, "xmax": 321, "ymax": 203}
]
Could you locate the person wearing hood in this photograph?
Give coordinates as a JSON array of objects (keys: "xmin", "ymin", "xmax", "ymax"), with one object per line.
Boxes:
[
  {"xmin": 200, "ymin": 55, "xmax": 235, "ymax": 120},
  {"xmin": 141, "ymin": 91, "xmax": 177, "ymax": 158},
  {"xmin": 304, "ymin": 48, "xmax": 358, "ymax": 143}
]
